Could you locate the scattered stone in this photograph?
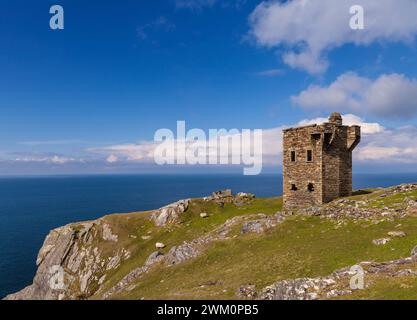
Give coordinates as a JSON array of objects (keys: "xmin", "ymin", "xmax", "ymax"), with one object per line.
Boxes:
[
  {"xmin": 373, "ymin": 238, "xmax": 391, "ymax": 246},
  {"xmin": 200, "ymin": 213, "xmax": 209, "ymax": 218},
  {"xmin": 388, "ymin": 231, "xmax": 406, "ymax": 238},
  {"xmin": 326, "ymin": 289, "xmax": 352, "ymax": 298},
  {"xmin": 259, "ymin": 277, "xmax": 336, "ymax": 300},
  {"xmin": 395, "ymin": 269, "xmax": 417, "ymax": 276},
  {"xmin": 211, "ymin": 190, "xmax": 234, "ymax": 206},
  {"xmin": 141, "ymin": 235, "xmax": 151, "ymax": 240},
  {"xmin": 234, "ymin": 192, "xmax": 255, "ymax": 206},
  {"xmin": 405, "ymin": 197, "xmax": 417, "ymax": 209},
  {"xmin": 212, "ymin": 189, "xmax": 233, "ymax": 200},
  {"xmin": 354, "ymin": 201, "xmax": 367, "ymax": 208},
  {"xmin": 203, "ymin": 190, "xmax": 256, "ymax": 207},
  {"xmin": 237, "ymin": 285, "xmax": 257, "ymax": 299},
  {"xmin": 241, "ymin": 213, "xmax": 285, "ymax": 234},
  {"xmin": 259, "ymin": 248, "xmax": 417, "ymax": 301},
  {"xmin": 236, "ymin": 192, "xmax": 255, "ymax": 199}
]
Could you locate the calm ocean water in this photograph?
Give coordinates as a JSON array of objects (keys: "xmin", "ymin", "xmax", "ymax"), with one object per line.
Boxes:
[{"xmin": 1, "ymin": 173, "xmax": 417, "ymax": 298}]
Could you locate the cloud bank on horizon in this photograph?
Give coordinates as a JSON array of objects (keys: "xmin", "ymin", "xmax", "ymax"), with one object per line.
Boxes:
[
  {"xmin": 4, "ymin": 114, "xmax": 417, "ymax": 173},
  {"xmin": 87, "ymin": 114, "xmax": 417, "ymax": 166}
]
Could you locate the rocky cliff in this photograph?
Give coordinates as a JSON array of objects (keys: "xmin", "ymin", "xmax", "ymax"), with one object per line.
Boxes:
[{"xmin": 5, "ymin": 219, "xmax": 129, "ymax": 300}]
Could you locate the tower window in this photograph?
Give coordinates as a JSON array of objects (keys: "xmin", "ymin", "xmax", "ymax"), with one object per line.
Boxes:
[
  {"xmin": 290, "ymin": 151, "xmax": 296, "ymax": 162},
  {"xmin": 291, "ymin": 184, "xmax": 298, "ymax": 191},
  {"xmin": 307, "ymin": 150, "xmax": 313, "ymax": 162},
  {"xmin": 308, "ymin": 183, "xmax": 315, "ymax": 192}
]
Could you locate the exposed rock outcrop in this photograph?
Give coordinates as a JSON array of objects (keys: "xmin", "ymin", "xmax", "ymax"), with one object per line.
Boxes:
[
  {"xmin": 102, "ymin": 212, "xmax": 284, "ymax": 299},
  {"xmin": 237, "ymin": 285, "xmax": 257, "ymax": 299},
  {"xmin": 258, "ymin": 246, "xmax": 417, "ymax": 300},
  {"xmin": 297, "ymin": 183, "xmax": 417, "ymax": 220},
  {"xmin": 234, "ymin": 192, "xmax": 256, "ymax": 206},
  {"xmin": 241, "ymin": 214, "xmax": 284, "ymax": 234},
  {"xmin": 151, "ymin": 199, "xmax": 190, "ymax": 226},
  {"xmin": 211, "ymin": 189, "xmax": 233, "ymax": 205},
  {"xmin": 205, "ymin": 190, "xmax": 255, "ymax": 207},
  {"xmin": 5, "ymin": 220, "xmax": 129, "ymax": 300}
]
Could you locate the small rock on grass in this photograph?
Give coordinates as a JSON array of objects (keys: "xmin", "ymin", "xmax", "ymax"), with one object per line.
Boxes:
[
  {"xmin": 411, "ymin": 245, "xmax": 417, "ymax": 257},
  {"xmin": 388, "ymin": 231, "xmax": 406, "ymax": 238},
  {"xmin": 373, "ymin": 238, "xmax": 391, "ymax": 246},
  {"xmin": 155, "ymin": 242, "xmax": 166, "ymax": 249},
  {"xmin": 237, "ymin": 285, "xmax": 257, "ymax": 299}
]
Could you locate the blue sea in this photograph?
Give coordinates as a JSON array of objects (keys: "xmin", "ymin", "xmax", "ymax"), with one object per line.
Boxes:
[{"xmin": 1, "ymin": 173, "xmax": 417, "ymax": 298}]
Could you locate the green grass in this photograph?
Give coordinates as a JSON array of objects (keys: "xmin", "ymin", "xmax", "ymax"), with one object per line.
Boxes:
[
  {"xmin": 92, "ymin": 197, "xmax": 282, "ymax": 298},
  {"xmin": 351, "ymin": 188, "xmax": 417, "ymax": 209},
  {"xmin": 338, "ymin": 268, "xmax": 417, "ymax": 300},
  {"xmin": 111, "ymin": 214, "xmax": 417, "ymax": 300},
  {"xmin": 81, "ymin": 189, "xmax": 417, "ymax": 300}
]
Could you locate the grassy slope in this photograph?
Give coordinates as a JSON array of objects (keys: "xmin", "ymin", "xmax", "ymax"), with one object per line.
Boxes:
[
  {"xmin": 92, "ymin": 188, "xmax": 417, "ymax": 300},
  {"xmin": 92, "ymin": 197, "xmax": 282, "ymax": 298}
]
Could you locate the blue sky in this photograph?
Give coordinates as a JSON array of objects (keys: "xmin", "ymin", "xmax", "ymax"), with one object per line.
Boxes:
[{"xmin": 1, "ymin": 0, "xmax": 417, "ymax": 175}]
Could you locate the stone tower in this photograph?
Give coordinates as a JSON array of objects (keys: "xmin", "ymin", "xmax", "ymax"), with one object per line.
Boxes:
[{"xmin": 282, "ymin": 112, "xmax": 361, "ymax": 210}]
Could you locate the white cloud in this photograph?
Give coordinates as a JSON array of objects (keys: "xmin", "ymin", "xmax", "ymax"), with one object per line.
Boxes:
[
  {"xmin": 106, "ymin": 154, "xmax": 119, "ymax": 163},
  {"xmin": 87, "ymin": 114, "xmax": 397, "ymax": 168},
  {"xmin": 175, "ymin": 0, "xmax": 248, "ymax": 11},
  {"xmin": 295, "ymin": 114, "xmax": 417, "ymax": 164},
  {"xmin": 355, "ymin": 126, "xmax": 417, "ymax": 163},
  {"xmin": 291, "ymin": 73, "xmax": 417, "ymax": 118},
  {"xmin": 175, "ymin": 0, "xmax": 217, "ymax": 10},
  {"xmin": 297, "ymin": 115, "xmax": 417, "ymax": 164},
  {"xmin": 90, "ymin": 130, "xmax": 268, "ymax": 171},
  {"xmin": 8, "ymin": 115, "xmax": 417, "ymax": 170},
  {"xmin": 13, "ymin": 155, "xmax": 79, "ymax": 164},
  {"xmin": 51, "ymin": 155, "xmax": 75, "ymax": 164},
  {"xmin": 254, "ymin": 68, "xmax": 285, "ymax": 77},
  {"xmin": 136, "ymin": 16, "xmax": 175, "ymax": 40},
  {"xmin": 283, "ymin": 49, "xmax": 329, "ymax": 75},
  {"xmin": 19, "ymin": 139, "xmax": 84, "ymax": 146},
  {"xmin": 90, "ymin": 142, "xmax": 156, "ymax": 163},
  {"xmin": 249, "ymin": 0, "xmax": 417, "ymax": 74},
  {"xmin": 298, "ymin": 113, "xmax": 384, "ymax": 135}
]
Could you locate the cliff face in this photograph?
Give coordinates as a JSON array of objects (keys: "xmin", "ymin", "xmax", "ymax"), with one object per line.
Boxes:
[
  {"xmin": 5, "ymin": 220, "xmax": 128, "ymax": 300},
  {"xmin": 5, "ymin": 185, "xmax": 417, "ymax": 300}
]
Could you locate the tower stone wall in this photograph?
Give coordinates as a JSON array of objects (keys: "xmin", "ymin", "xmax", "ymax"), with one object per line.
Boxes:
[{"xmin": 283, "ymin": 113, "xmax": 361, "ymax": 210}]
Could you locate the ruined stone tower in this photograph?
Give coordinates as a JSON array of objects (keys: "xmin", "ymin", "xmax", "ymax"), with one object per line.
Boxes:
[{"xmin": 283, "ymin": 112, "xmax": 361, "ymax": 210}]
